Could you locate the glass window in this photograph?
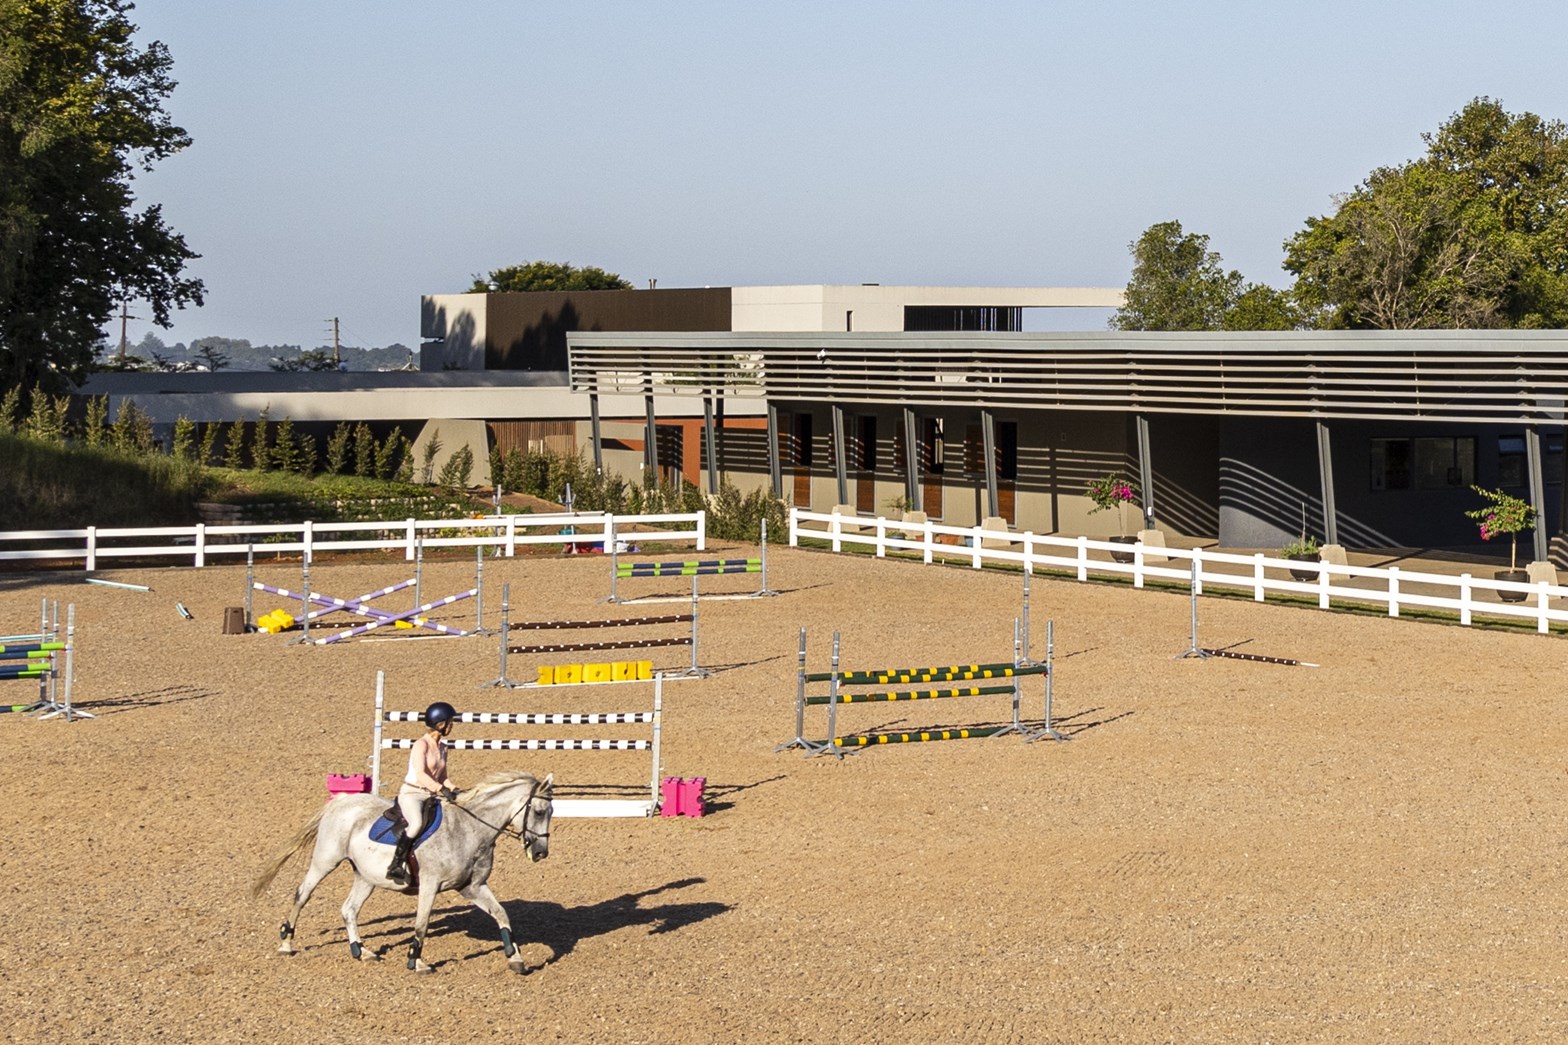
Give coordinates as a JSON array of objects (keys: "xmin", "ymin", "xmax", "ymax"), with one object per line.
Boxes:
[
  {"xmin": 1412, "ymin": 437, "xmax": 1475, "ymax": 489},
  {"xmin": 1370, "ymin": 438, "xmax": 1411, "ymax": 491},
  {"xmin": 1498, "ymin": 435, "xmax": 1526, "ymax": 487}
]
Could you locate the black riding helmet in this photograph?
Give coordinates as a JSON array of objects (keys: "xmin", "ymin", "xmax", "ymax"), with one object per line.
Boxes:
[{"xmin": 424, "ymin": 701, "xmax": 458, "ymax": 730}]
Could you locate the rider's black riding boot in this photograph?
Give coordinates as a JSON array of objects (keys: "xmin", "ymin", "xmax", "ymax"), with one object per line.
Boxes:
[{"xmin": 387, "ymin": 833, "xmax": 415, "ymax": 885}]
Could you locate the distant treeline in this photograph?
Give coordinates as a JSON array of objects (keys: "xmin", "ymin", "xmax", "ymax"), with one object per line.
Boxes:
[{"xmin": 108, "ymin": 333, "xmax": 418, "ymax": 373}]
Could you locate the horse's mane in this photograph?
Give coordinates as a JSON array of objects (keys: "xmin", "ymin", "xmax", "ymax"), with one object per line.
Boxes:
[{"xmin": 458, "ymin": 770, "xmax": 539, "ymax": 804}]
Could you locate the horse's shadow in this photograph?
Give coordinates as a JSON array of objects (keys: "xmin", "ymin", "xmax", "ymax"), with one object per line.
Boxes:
[{"xmin": 355, "ymin": 876, "xmax": 729, "ymax": 968}]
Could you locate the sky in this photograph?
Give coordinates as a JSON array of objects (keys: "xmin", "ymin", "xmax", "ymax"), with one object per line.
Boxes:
[{"xmin": 119, "ymin": 0, "xmax": 1568, "ymax": 350}]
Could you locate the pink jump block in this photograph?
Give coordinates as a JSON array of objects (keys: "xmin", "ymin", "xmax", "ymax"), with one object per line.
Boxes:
[
  {"xmin": 326, "ymin": 773, "xmax": 371, "ymax": 798},
  {"xmin": 659, "ymin": 776, "xmax": 706, "ymax": 818}
]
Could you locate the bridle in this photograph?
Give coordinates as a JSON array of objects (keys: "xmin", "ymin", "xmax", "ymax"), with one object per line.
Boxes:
[{"xmin": 452, "ymin": 779, "xmax": 551, "ymax": 850}]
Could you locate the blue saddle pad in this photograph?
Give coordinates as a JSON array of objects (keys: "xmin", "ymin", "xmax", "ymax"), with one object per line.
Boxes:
[{"xmin": 368, "ymin": 801, "xmax": 443, "ymax": 847}]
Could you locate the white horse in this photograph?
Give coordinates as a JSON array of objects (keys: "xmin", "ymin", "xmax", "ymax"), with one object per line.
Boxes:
[{"xmin": 252, "ymin": 771, "xmax": 553, "ymax": 973}]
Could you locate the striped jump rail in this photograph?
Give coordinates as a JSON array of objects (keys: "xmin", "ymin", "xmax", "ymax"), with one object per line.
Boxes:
[
  {"xmin": 370, "ymin": 670, "xmax": 665, "ymax": 818},
  {"xmin": 486, "ymin": 580, "xmax": 705, "ymax": 687},
  {"xmin": 803, "ymin": 662, "xmax": 1035, "ymax": 686},
  {"xmin": 607, "ymin": 517, "xmax": 775, "ymax": 603},
  {"xmin": 777, "ymin": 620, "xmax": 1065, "ymax": 758},
  {"xmin": 0, "ymin": 641, "xmax": 65, "ymax": 659}
]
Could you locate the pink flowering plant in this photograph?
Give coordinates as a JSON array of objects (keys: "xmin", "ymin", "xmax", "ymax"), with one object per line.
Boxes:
[
  {"xmin": 1086, "ymin": 471, "xmax": 1139, "ymax": 536},
  {"xmin": 1465, "ymin": 485, "xmax": 1535, "ymax": 570}
]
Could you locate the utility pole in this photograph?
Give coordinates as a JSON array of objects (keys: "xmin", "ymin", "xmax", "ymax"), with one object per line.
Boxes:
[
  {"xmin": 326, "ymin": 317, "xmax": 341, "ymax": 367},
  {"xmin": 117, "ymin": 300, "xmax": 139, "ymax": 359}
]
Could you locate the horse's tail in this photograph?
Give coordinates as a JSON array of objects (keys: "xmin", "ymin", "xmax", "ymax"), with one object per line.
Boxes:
[{"xmin": 249, "ymin": 807, "xmax": 325, "ymax": 899}]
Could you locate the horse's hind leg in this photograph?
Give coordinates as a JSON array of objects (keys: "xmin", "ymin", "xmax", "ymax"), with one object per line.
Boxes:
[
  {"xmin": 460, "ymin": 882, "xmax": 525, "ymax": 974},
  {"xmin": 278, "ymin": 852, "xmax": 340, "ymax": 955},
  {"xmin": 340, "ymin": 876, "xmax": 381, "ymax": 961}
]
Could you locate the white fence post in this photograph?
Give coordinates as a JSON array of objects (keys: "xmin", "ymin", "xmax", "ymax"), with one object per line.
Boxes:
[
  {"xmin": 1076, "ymin": 536, "xmax": 1087, "ymax": 581},
  {"xmin": 971, "ymin": 527, "xmax": 983, "ymax": 569},
  {"xmin": 405, "ymin": 518, "xmax": 417, "ymax": 561},
  {"xmin": 1388, "ymin": 567, "xmax": 1400, "ymax": 618},
  {"xmin": 1193, "ymin": 547, "xmax": 1204, "ymax": 596},
  {"xmin": 1538, "ymin": 583, "xmax": 1551, "ymax": 634},
  {"xmin": 875, "ymin": 517, "xmax": 887, "ymax": 558},
  {"xmin": 788, "ymin": 508, "xmax": 800, "ymax": 548},
  {"xmin": 922, "ymin": 520, "xmax": 933, "ymax": 565},
  {"xmin": 1460, "ymin": 573, "xmax": 1473, "ymax": 625},
  {"xmin": 85, "ymin": 526, "xmax": 96, "ymax": 572},
  {"xmin": 194, "ymin": 523, "xmax": 206, "ymax": 568},
  {"xmin": 831, "ymin": 513, "xmax": 842, "ymax": 553},
  {"xmin": 505, "ymin": 514, "xmax": 517, "ymax": 557},
  {"xmin": 1133, "ymin": 545, "xmax": 1144, "ymax": 589},
  {"xmin": 1253, "ymin": 554, "xmax": 1264, "ymax": 602},
  {"xmin": 1318, "ymin": 563, "xmax": 1330, "ymax": 609}
]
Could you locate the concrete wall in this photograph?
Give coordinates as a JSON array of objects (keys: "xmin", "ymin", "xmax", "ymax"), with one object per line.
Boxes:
[{"xmin": 730, "ymin": 285, "xmax": 1126, "ymax": 333}]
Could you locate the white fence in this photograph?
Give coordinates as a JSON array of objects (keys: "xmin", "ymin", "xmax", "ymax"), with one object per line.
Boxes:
[
  {"xmin": 790, "ymin": 508, "xmax": 1568, "ymax": 635},
  {"xmin": 0, "ymin": 511, "xmax": 706, "ymax": 570}
]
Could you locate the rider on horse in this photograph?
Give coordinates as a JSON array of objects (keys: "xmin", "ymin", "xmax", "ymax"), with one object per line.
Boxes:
[{"xmin": 388, "ymin": 701, "xmax": 460, "ymax": 885}]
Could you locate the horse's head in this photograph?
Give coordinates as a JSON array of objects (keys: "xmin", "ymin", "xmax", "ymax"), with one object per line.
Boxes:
[{"xmin": 518, "ymin": 773, "xmax": 553, "ymax": 863}]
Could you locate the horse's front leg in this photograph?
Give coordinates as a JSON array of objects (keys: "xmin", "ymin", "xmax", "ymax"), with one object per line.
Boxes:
[
  {"xmin": 340, "ymin": 876, "xmax": 381, "ymax": 961},
  {"xmin": 406, "ymin": 878, "xmax": 441, "ymax": 974},
  {"xmin": 460, "ymin": 882, "xmax": 526, "ymax": 974},
  {"xmin": 278, "ymin": 854, "xmax": 338, "ymax": 955}
]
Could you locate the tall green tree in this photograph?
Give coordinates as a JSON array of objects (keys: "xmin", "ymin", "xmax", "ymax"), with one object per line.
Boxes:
[
  {"xmin": 1112, "ymin": 221, "xmax": 1244, "ymax": 330},
  {"xmin": 1284, "ymin": 98, "xmax": 1568, "ymax": 329},
  {"xmin": 0, "ymin": 0, "xmax": 203, "ymax": 394},
  {"xmin": 469, "ymin": 260, "xmax": 633, "ymax": 293}
]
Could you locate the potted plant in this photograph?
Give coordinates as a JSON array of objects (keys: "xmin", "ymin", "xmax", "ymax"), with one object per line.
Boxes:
[
  {"xmin": 1465, "ymin": 485, "xmax": 1535, "ymax": 602},
  {"xmin": 1280, "ymin": 534, "xmax": 1321, "ymax": 582},
  {"xmin": 1086, "ymin": 471, "xmax": 1139, "ymax": 562}
]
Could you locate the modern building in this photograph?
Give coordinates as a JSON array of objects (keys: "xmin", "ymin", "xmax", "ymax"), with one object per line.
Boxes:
[
  {"xmin": 565, "ymin": 328, "xmax": 1568, "ymax": 563},
  {"xmin": 77, "ymin": 284, "xmax": 1568, "ymax": 565}
]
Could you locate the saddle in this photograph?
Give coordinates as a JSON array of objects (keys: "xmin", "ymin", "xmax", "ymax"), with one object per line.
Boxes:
[{"xmin": 368, "ymin": 796, "xmax": 443, "ymax": 847}]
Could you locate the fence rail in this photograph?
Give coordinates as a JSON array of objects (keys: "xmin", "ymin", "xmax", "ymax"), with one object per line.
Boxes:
[
  {"xmin": 0, "ymin": 511, "xmax": 706, "ymax": 570},
  {"xmin": 789, "ymin": 509, "xmax": 1568, "ymax": 635}
]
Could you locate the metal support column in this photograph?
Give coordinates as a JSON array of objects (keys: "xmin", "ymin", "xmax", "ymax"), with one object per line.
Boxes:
[
  {"xmin": 1526, "ymin": 426, "xmax": 1548, "ymax": 563},
  {"xmin": 902, "ymin": 407, "xmax": 920, "ymax": 511},
  {"xmin": 831, "ymin": 404, "xmax": 848, "ymax": 506},
  {"xmin": 1316, "ymin": 422, "xmax": 1339, "ymax": 547},
  {"xmin": 767, "ymin": 402, "xmax": 782, "ymax": 499},
  {"xmin": 982, "ymin": 409, "xmax": 1000, "ymax": 519},
  {"xmin": 643, "ymin": 394, "xmax": 658, "ymax": 484},
  {"xmin": 703, "ymin": 396, "xmax": 718, "ymax": 495},
  {"xmin": 589, "ymin": 393, "xmax": 603, "ymax": 473},
  {"xmin": 1135, "ymin": 414, "xmax": 1155, "ymax": 529}
]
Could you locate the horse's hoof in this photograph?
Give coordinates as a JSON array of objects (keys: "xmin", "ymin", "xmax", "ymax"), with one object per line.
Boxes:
[
  {"xmin": 359, "ymin": 949, "xmax": 382, "ymax": 963},
  {"xmin": 507, "ymin": 956, "xmax": 529, "ymax": 975},
  {"xmin": 410, "ymin": 959, "xmax": 434, "ymax": 975},
  {"xmin": 277, "ymin": 943, "xmax": 296, "ymax": 956}
]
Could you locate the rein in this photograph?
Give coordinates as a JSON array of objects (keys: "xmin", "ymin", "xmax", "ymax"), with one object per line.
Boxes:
[{"xmin": 446, "ymin": 779, "xmax": 549, "ymax": 847}]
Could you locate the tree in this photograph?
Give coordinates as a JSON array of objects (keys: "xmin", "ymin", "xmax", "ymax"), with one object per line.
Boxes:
[
  {"xmin": 1111, "ymin": 221, "xmax": 1246, "ymax": 331},
  {"xmin": 469, "ymin": 261, "xmax": 633, "ymax": 293},
  {"xmin": 1222, "ymin": 284, "xmax": 1304, "ymax": 331},
  {"xmin": 0, "ymin": 0, "xmax": 204, "ymax": 394},
  {"xmin": 1284, "ymin": 98, "xmax": 1568, "ymax": 329},
  {"xmin": 269, "ymin": 349, "xmax": 338, "ymax": 372},
  {"xmin": 193, "ymin": 343, "xmax": 230, "ymax": 371}
]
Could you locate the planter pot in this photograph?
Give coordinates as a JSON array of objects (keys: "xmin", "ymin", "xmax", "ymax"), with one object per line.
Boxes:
[
  {"xmin": 1108, "ymin": 535, "xmax": 1137, "ymax": 564},
  {"xmin": 1495, "ymin": 569, "xmax": 1530, "ymax": 602},
  {"xmin": 1287, "ymin": 554, "xmax": 1319, "ymax": 582}
]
